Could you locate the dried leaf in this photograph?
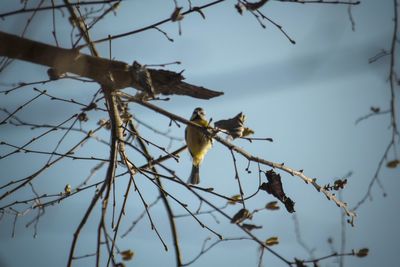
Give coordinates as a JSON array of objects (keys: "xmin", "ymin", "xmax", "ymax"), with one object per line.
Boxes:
[
  {"xmin": 260, "ymin": 170, "xmax": 295, "ymax": 213},
  {"xmin": 242, "ymin": 127, "xmax": 255, "ymax": 137},
  {"xmin": 241, "ymin": 223, "xmax": 262, "ymax": 231},
  {"xmin": 228, "ymin": 194, "xmax": 243, "ymax": 205},
  {"xmin": 171, "ymin": 7, "xmax": 184, "ymax": 22},
  {"xmin": 265, "ymin": 201, "xmax": 280, "ymax": 210},
  {"xmin": 283, "ymin": 196, "xmax": 295, "ymax": 213},
  {"xmin": 121, "ymin": 249, "xmax": 134, "ymax": 261},
  {"xmin": 111, "ymin": 2, "xmax": 120, "ymax": 12},
  {"xmin": 215, "ymin": 112, "xmax": 246, "ymax": 139},
  {"xmin": 386, "ymin": 159, "xmax": 400, "ymax": 168},
  {"xmin": 333, "ymin": 178, "xmax": 347, "ymax": 190},
  {"xmin": 98, "ymin": 119, "xmax": 111, "ymax": 129},
  {"xmin": 265, "ymin": 236, "xmax": 279, "ymax": 246},
  {"xmin": 231, "ymin": 208, "xmax": 252, "ymax": 224},
  {"xmin": 77, "ymin": 112, "xmax": 88, "ymax": 122},
  {"xmin": 356, "ymin": 248, "xmax": 369, "ymax": 258},
  {"xmin": 64, "ymin": 184, "xmax": 71, "ymax": 195}
]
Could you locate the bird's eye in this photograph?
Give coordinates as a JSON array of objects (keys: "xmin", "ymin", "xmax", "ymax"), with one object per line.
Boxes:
[{"xmin": 193, "ymin": 108, "xmax": 205, "ymax": 117}]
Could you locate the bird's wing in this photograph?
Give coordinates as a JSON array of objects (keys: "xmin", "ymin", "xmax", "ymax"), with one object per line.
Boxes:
[{"xmin": 185, "ymin": 126, "xmax": 194, "ymax": 157}]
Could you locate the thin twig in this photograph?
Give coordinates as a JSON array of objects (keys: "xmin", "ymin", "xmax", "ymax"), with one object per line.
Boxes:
[{"xmin": 0, "ymin": 0, "xmax": 120, "ymax": 18}]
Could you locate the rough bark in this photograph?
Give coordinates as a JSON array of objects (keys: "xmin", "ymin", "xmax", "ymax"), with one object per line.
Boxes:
[{"xmin": 0, "ymin": 31, "xmax": 223, "ymax": 99}]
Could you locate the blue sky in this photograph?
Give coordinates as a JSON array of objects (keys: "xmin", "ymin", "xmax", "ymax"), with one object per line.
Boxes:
[{"xmin": 0, "ymin": 1, "xmax": 399, "ymax": 267}]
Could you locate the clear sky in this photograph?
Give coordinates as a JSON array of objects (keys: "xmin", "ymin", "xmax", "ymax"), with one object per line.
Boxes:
[{"xmin": 0, "ymin": 1, "xmax": 399, "ymax": 267}]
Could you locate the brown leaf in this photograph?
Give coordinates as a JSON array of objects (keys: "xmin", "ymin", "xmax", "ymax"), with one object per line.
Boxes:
[
  {"xmin": 120, "ymin": 249, "xmax": 134, "ymax": 261},
  {"xmin": 356, "ymin": 248, "xmax": 369, "ymax": 258},
  {"xmin": 386, "ymin": 159, "xmax": 400, "ymax": 168},
  {"xmin": 333, "ymin": 178, "xmax": 347, "ymax": 190},
  {"xmin": 98, "ymin": 119, "xmax": 111, "ymax": 129},
  {"xmin": 228, "ymin": 194, "xmax": 243, "ymax": 205},
  {"xmin": 241, "ymin": 223, "xmax": 262, "ymax": 231},
  {"xmin": 231, "ymin": 208, "xmax": 252, "ymax": 224},
  {"xmin": 265, "ymin": 236, "xmax": 279, "ymax": 246},
  {"xmin": 260, "ymin": 170, "xmax": 295, "ymax": 213},
  {"xmin": 171, "ymin": 7, "xmax": 184, "ymax": 22},
  {"xmin": 265, "ymin": 201, "xmax": 280, "ymax": 210},
  {"xmin": 77, "ymin": 112, "xmax": 88, "ymax": 122},
  {"xmin": 242, "ymin": 127, "xmax": 255, "ymax": 137},
  {"xmin": 215, "ymin": 112, "xmax": 246, "ymax": 139},
  {"xmin": 64, "ymin": 184, "xmax": 71, "ymax": 195}
]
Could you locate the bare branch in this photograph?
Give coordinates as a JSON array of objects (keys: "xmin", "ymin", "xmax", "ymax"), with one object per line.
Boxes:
[
  {"xmin": 0, "ymin": 31, "xmax": 223, "ymax": 99},
  {"xmin": 0, "ymin": 0, "xmax": 120, "ymax": 18}
]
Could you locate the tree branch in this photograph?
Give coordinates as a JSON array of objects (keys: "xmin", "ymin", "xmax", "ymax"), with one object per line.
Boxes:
[{"xmin": 0, "ymin": 31, "xmax": 223, "ymax": 99}]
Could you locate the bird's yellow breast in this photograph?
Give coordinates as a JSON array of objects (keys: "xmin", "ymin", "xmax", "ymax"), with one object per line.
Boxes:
[{"xmin": 185, "ymin": 119, "xmax": 212, "ymax": 166}]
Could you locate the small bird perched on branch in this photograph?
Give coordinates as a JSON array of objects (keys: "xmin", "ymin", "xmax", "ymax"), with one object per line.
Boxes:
[{"xmin": 185, "ymin": 107, "xmax": 212, "ymax": 184}]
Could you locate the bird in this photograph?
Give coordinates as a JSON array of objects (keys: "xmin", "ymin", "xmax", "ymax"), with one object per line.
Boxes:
[{"xmin": 185, "ymin": 107, "xmax": 212, "ymax": 184}]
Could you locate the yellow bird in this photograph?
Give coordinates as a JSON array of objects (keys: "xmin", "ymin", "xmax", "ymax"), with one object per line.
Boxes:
[{"xmin": 185, "ymin": 107, "xmax": 212, "ymax": 184}]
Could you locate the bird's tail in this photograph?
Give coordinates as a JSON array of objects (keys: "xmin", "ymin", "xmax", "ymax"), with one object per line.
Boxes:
[{"xmin": 188, "ymin": 164, "xmax": 200, "ymax": 185}]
